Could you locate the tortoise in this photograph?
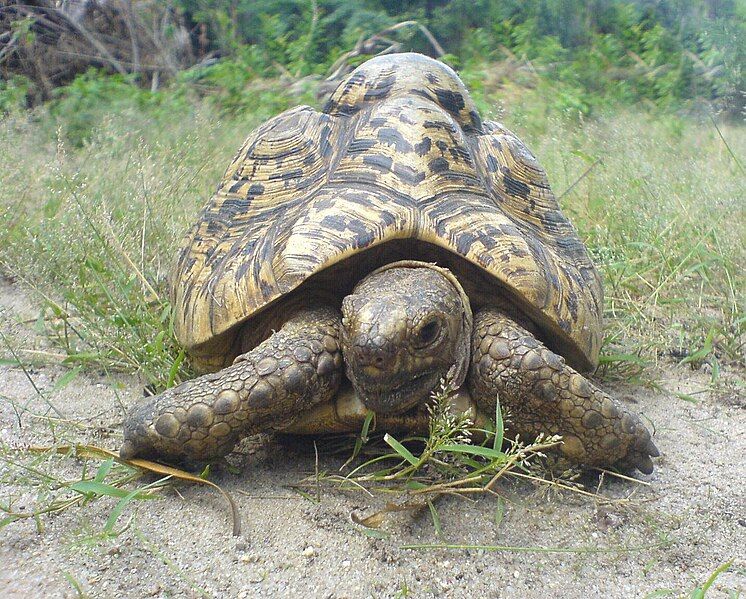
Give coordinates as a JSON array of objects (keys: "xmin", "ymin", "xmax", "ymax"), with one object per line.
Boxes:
[{"xmin": 120, "ymin": 53, "xmax": 659, "ymax": 474}]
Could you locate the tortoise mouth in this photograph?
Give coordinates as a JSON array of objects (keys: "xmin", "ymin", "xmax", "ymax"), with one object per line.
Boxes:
[{"xmin": 353, "ymin": 370, "xmax": 441, "ymax": 414}]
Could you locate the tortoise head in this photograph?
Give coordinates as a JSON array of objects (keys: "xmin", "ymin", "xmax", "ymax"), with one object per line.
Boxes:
[{"xmin": 341, "ymin": 261, "xmax": 472, "ymax": 414}]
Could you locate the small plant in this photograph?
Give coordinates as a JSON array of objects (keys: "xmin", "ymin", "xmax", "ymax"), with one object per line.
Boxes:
[
  {"xmin": 301, "ymin": 379, "xmax": 563, "ymax": 531},
  {"xmin": 689, "ymin": 561, "xmax": 736, "ymax": 599},
  {"xmin": 0, "ymin": 452, "xmax": 165, "ymax": 535},
  {"xmin": 1, "ymin": 444, "xmax": 241, "ymax": 536}
]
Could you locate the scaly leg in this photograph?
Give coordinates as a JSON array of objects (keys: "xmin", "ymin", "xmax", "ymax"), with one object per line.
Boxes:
[
  {"xmin": 120, "ymin": 307, "xmax": 342, "ymax": 463},
  {"xmin": 469, "ymin": 309, "xmax": 659, "ymax": 473}
]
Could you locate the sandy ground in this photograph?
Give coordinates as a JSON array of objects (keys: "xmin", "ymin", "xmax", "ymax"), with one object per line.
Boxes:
[{"xmin": 1, "ymin": 277, "xmax": 744, "ymax": 599}]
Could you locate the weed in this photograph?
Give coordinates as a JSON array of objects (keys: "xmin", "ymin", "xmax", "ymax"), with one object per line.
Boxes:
[
  {"xmin": 299, "ymin": 380, "xmax": 567, "ymax": 532},
  {"xmin": 645, "ymin": 560, "xmax": 738, "ymax": 598},
  {"xmin": 0, "ymin": 450, "xmax": 164, "ymax": 534}
]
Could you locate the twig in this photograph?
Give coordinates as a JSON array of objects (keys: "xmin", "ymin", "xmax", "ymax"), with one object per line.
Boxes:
[
  {"xmin": 709, "ymin": 114, "xmax": 744, "ymax": 175},
  {"xmin": 49, "ymin": 7, "xmax": 129, "ymax": 75},
  {"xmin": 506, "ymin": 470, "xmax": 633, "ymax": 503},
  {"xmin": 591, "ymin": 467, "xmax": 651, "ymax": 486},
  {"xmin": 0, "ymin": 330, "xmax": 64, "ymax": 419},
  {"xmin": 558, "ymin": 158, "xmax": 603, "ymax": 200}
]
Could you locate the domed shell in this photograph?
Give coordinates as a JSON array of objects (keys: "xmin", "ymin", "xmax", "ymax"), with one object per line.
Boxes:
[{"xmin": 173, "ymin": 53, "xmax": 603, "ymax": 373}]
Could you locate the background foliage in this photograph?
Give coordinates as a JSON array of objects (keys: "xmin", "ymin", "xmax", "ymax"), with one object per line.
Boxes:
[{"xmin": 1, "ymin": 0, "xmax": 744, "ymax": 128}]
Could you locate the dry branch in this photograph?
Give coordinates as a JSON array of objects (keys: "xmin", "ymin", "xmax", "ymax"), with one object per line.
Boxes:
[{"xmin": 0, "ymin": 1, "xmax": 194, "ymax": 103}]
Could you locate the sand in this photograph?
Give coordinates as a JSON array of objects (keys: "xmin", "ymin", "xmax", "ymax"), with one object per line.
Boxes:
[{"xmin": 1, "ymin": 278, "xmax": 744, "ymax": 598}]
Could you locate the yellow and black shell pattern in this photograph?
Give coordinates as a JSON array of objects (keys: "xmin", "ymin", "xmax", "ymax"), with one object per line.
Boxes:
[{"xmin": 173, "ymin": 53, "xmax": 603, "ymax": 373}]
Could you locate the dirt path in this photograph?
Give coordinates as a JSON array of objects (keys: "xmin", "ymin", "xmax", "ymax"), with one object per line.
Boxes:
[{"xmin": 1, "ymin": 279, "xmax": 744, "ymax": 598}]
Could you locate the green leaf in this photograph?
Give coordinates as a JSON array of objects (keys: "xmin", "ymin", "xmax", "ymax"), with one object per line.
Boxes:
[
  {"xmin": 384, "ymin": 434, "xmax": 418, "ymax": 466},
  {"xmin": 51, "ymin": 365, "xmax": 82, "ymax": 394},
  {"xmin": 152, "ymin": 330, "xmax": 166, "ymax": 355},
  {"xmin": 427, "ymin": 500, "xmax": 443, "ymax": 538},
  {"xmin": 345, "ymin": 410, "xmax": 375, "ymax": 469},
  {"xmin": 104, "ymin": 477, "xmax": 168, "ymax": 534},
  {"xmin": 494, "ymin": 496, "xmax": 505, "ymax": 529},
  {"xmin": 696, "ymin": 560, "xmax": 733, "ymax": 597},
  {"xmin": 104, "ymin": 487, "xmax": 142, "ymax": 534},
  {"xmin": 62, "ymin": 352, "xmax": 101, "ymax": 365},
  {"xmin": 459, "ymin": 456, "xmax": 484, "ymax": 470},
  {"xmin": 570, "ymin": 149, "xmax": 597, "ymax": 164},
  {"xmin": 360, "ymin": 411, "xmax": 374, "ymax": 444},
  {"xmin": 356, "ymin": 526, "xmax": 390, "ymax": 539},
  {"xmin": 93, "ymin": 458, "xmax": 114, "ymax": 483},
  {"xmin": 494, "ymin": 394, "xmax": 504, "ymax": 452},
  {"xmin": 167, "ymin": 349, "xmax": 186, "ymax": 388},
  {"xmin": 69, "ymin": 480, "xmax": 155, "ymax": 500},
  {"xmin": 679, "ymin": 328, "xmax": 715, "ymax": 366},
  {"xmin": 405, "ymin": 480, "xmax": 428, "ymax": 490},
  {"xmin": 598, "ymin": 353, "xmax": 648, "ymax": 366},
  {"xmin": 0, "ymin": 515, "xmax": 20, "ymax": 529},
  {"xmin": 438, "ymin": 444, "xmax": 507, "ymax": 460}
]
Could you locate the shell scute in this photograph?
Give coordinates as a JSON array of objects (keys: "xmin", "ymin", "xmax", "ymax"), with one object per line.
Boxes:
[{"xmin": 174, "ymin": 53, "xmax": 603, "ymax": 372}]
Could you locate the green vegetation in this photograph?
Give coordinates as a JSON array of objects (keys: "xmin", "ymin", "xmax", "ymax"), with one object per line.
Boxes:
[
  {"xmin": 0, "ymin": 4, "xmax": 743, "ymax": 595},
  {"xmin": 1, "ymin": 61, "xmax": 742, "ymax": 391},
  {"xmin": 313, "ymin": 381, "xmax": 564, "ymax": 508},
  {"xmin": 2, "ymin": 1, "xmax": 744, "ymax": 134}
]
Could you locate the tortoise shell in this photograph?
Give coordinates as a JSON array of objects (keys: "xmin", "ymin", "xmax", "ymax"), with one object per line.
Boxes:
[{"xmin": 172, "ymin": 53, "xmax": 603, "ymax": 373}]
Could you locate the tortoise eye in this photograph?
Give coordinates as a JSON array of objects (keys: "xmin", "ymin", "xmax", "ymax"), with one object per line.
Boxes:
[{"xmin": 415, "ymin": 319, "xmax": 441, "ymax": 348}]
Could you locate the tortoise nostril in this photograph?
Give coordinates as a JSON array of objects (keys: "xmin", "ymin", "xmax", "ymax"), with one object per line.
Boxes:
[{"xmin": 354, "ymin": 345, "xmax": 393, "ymax": 370}]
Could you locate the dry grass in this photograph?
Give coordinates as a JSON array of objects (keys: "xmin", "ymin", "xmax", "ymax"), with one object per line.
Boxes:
[{"xmin": 1, "ymin": 93, "xmax": 742, "ymax": 390}]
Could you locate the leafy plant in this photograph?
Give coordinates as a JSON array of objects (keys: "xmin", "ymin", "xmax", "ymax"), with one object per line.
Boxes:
[{"xmin": 300, "ymin": 380, "xmax": 564, "ymax": 533}]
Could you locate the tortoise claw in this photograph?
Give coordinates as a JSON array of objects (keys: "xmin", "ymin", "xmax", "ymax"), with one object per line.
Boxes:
[
  {"xmin": 634, "ymin": 453, "xmax": 655, "ymax": 475},
  {"xmin": 647, "ymin": 439, "xmax": 660, "ymax": 458},
  {"xmin": 616, "ymin": 441, "xmax": 658, "ymax": 475}
]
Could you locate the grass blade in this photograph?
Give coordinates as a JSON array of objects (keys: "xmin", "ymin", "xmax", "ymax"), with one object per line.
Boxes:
[
  {"xmin": 384, "ymin": 433, "xmax": 418, "ymax": 466},
  {"xmin": 493, "ymin": 394, "xmax": 504, "ymax": 452},
  {"xmin": 104, "ymin": 477, "xmax": 171, "ymax": 534},
  {"xmin": 438, "ymin": 444, "xmax": 506, "ymax": 460},
  {"xmin": 69, "ymin": 480, "xmax": 156, "ymax": 500},
  {"xmin": 427, "ymin": 499, "xmax": 443, "ymax": 538},
  {"xmin": 342, "ymin": 410, "xmax": 375, "ymax": 470}
]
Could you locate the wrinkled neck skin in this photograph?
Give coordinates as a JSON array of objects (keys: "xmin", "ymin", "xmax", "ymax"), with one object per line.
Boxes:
[{"xmin": 341, "ymin": 262, "xmax": 472, "ymax": 414}]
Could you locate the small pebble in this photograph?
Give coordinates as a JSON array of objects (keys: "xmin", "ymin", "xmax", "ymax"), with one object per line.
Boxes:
[
  {"xmin": 145, "ymin": 583, "xmax": 161, "ymax": 597},
  {"xmin": 341, "ymin": 559, "xmax": 351, "ymax": 570},
  {"xmin": 302, "ymin": 546, "xmax": 315, "ymax": 558}
]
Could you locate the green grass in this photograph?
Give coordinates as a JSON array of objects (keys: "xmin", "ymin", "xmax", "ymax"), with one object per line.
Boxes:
[
  {"xmin": 0, "ymin": 99, "xmax": 272, "ymax": 388},
  {"xmin": 0, "ymin": 56, "xmax": 742, "ymax": 599},
  {"xmin": 1, "ymin": 75, "xmax": 742, "ymax": 389}
]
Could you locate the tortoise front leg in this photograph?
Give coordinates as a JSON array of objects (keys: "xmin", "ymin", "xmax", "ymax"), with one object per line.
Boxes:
[
  {"xmin": 469, "ymin": 309, "xmax": 659, "ymax": 474},
  {"xmin": 120, "ymin": 306, "xmax": 342, "ymax": 464}
]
